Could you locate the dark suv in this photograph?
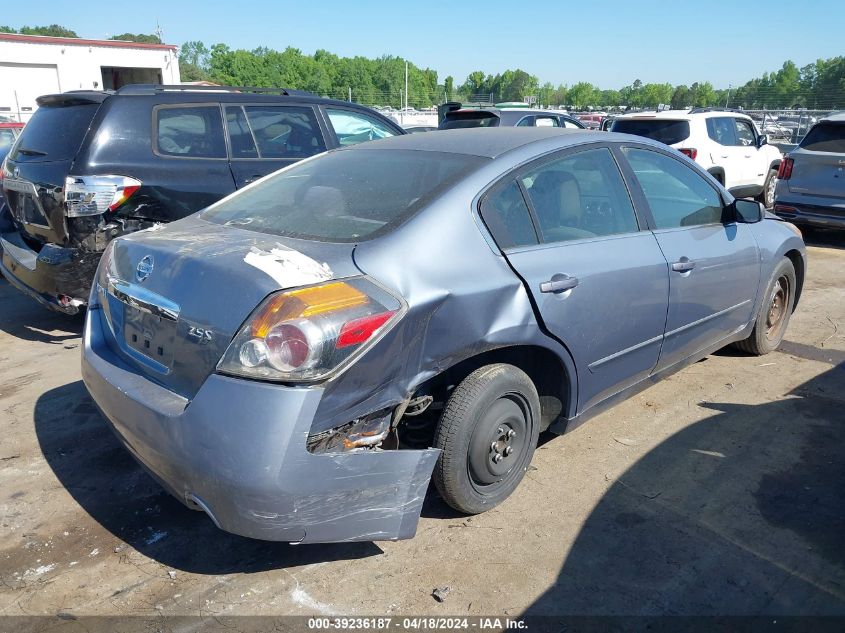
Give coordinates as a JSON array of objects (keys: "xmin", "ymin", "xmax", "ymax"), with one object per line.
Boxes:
[{"xmin": 0, "ymin": 85, "xmax": 405, "ymax": 313}]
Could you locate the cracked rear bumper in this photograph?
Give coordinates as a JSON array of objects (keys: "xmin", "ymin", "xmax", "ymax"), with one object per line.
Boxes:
[{"xmin": 81, "ymin": 305, "xmax": 439, "ymax": 543}]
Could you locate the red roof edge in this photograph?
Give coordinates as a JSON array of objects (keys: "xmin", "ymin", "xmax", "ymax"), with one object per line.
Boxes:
[{"xmin": 0, "ymin": 32, "xmax": 177, "ymax": 51}]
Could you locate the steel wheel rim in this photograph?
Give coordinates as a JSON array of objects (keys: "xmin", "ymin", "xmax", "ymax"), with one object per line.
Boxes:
[
  {"xmin": 467, "ymin": 393, "xmax": 530, "ymax": 493},
  {"xmin": 766, "ymin": 275, "xmax": 790, "ymax": 340}
]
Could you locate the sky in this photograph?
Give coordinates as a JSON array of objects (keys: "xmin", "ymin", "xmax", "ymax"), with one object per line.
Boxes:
[{"xmin": 6, "ymin": 0, "xmax": 845, "ymax": 89}]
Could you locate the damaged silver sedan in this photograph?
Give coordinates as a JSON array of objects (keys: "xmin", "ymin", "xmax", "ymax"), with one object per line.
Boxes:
[{"xmin": 82, "ymin": 128, "xmax": 805, "ymax": 543}]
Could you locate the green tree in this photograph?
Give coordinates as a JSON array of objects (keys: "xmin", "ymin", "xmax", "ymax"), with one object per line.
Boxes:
[
  {"xmin": 19, "ymin": 24, "xmax": 78, "ymax": 37},
  {"xmin": 568, "ymin": 82, "xmax": 596, "ymax": 109},
  {"xmin": 109, "ymin": 33, "xmax": 161, "ymax": 44}
]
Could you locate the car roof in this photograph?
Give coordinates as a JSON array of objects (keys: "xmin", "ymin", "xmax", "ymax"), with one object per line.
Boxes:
[
  {"xmin": 820, "ymin": 111, "xmax": 845, "ymax": 123},
  {"xmin": 615, "ymin": 109, "xmax": 751, "ymax": 121},
  {"xmin": 343, "ymin": 127, "xmax": 597, "ymax": 158}
]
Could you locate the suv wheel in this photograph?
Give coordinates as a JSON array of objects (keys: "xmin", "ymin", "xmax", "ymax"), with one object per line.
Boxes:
[
  {"xmin": 762, "ymin": 168, "xmax": 777, "ymax": 209},
  {"xmin": 433, "ymin": 364, "xmax": 541, "ymax": 514},
  {"xmin": 734, "ymin": 258, "xmax": 796, "ymax": 355}
]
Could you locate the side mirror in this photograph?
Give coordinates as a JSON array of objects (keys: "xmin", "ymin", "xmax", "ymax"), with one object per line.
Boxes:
[
  {"xmin": 732, "ymin": 198, "xmax": 764, "ymax": 223},
  {"xmin": 756, "ymin": 135, "xmax": 768, "ymax": 148}
]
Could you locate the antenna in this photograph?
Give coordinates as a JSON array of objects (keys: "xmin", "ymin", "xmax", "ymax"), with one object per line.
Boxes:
[{"xmin": 155, "ymin": 21, "xmax": 164, "ymax": 43}]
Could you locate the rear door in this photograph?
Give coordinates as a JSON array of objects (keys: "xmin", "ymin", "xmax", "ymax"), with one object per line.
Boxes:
[
  {"xmin": 620, "ymin": 145, "xmax": 760, "ymax": 371},
  {"xmin": 225, "ymin": 104, "xmax": 328, "ymax": 188},
  {"xmin": 705, "ymin": 116, "xmax": 746, "ymax": 188},
  {"xmin": 787, "ymin": 121, "xmax": 845, "ymax": 200},
  {"xmin": 480, "ymin": 144, "xmax": 670, "ymax": 413},
  {"xmin": 733, "ymin": 117, "xmax": 769, "ymax": 186}
]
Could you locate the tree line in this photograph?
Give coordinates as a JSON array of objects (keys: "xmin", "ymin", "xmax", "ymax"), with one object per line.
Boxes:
[{"xmin": 1, "ymin": 25, "xmax": 843, "ymax": 110}]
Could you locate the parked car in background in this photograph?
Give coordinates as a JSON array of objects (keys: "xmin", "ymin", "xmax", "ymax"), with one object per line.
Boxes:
[
  {"xmin": 0, "ymin": 122, "xmax": 24, "ymax": 210},
  {"xmin": 439, "ymin": 107, "xmax": 585, "ymax": 130},
  {"xmin": 611, "ymin": 108, "xmax": 783, "ymax": 207},
  {"xmin": 0, "ymin": 85, "xmax": 404, "ymax": 314},
  {"xmin": 82, "ymin": 128, "xmax": 804, "ymax": 544},
  {"xmin": 773, "ymin": 112, "xmax": 845, "ymax": 229}
]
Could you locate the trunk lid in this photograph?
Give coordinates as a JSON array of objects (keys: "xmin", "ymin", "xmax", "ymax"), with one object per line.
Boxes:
[
  {"xmin": 3, "ymin": 95, "xmax": 105, "ymax": 245},
  {"xmin": 97, "ymin": 216, "xmax": 362, "ymax": 399}
]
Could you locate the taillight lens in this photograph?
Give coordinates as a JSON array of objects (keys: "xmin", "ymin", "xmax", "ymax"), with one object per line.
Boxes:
[
  {"xmin": 64, "ymin": 175, "xmax": 142, "ymax": 217},
  {"xmin": 777, "ymin": 157, "xmax": 794, "ymax": 180},
  {"xmin": 217, "ymin": 278, "xmax": 405, "ymax": 382},
  {"xmin": 679, "ymin": 148, "xmax": 698, "ymax": 160}
]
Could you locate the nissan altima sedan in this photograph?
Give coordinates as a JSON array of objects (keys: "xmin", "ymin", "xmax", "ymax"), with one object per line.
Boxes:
[{"xmin": 82, "ymin": 128, "xmax": 806, "ymax": 543}]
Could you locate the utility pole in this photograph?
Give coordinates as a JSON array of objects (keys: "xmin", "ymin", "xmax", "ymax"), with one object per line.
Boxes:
[
  {"xmin": 404, "ymin": 60, "xmax": 409, "ymax": 110},
  {"xmin": 348, "ymin": 86, "xmax": 352, "ymax": 102},
  {"xmin": 725, "ymin": 84, "xmax": 731, "ymax": 108}
]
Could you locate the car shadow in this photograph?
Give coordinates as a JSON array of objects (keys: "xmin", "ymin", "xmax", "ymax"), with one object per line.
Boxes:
[
  {"xmin": 524, "ymin": 363, "xmax": 845, "ymax": 617},
  {"xmin": 33, "ymin": 381, "xmax": 381, "ymax": 574},
  {"xmin": 0, "ymin": 278, "xmax": 84, "ymax": 343},
  {"xmin": 803, "ymin": 226, "xmax": 845, "ymax": 251}
]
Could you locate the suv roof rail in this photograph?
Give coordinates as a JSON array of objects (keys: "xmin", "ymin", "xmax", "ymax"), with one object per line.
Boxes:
[
  {"xmin": 688, "ymin": 107, "xmax": 745, "ymax": 115},
  {"xmin": 114, "ymin": 84, "xmax": 317, "ymax": 97}
]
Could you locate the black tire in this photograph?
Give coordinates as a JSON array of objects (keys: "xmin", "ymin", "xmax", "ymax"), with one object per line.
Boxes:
[
  {"xmin": 761, "ymin": 168, "xmax": 777, "ymax": 209},
  {"xmin": 433, "ymin": 363, "xmax": 541, "ymax": 514},
  {"xmin": 734, "ymin": 258, "xmax": 796, "ymax": 355}
]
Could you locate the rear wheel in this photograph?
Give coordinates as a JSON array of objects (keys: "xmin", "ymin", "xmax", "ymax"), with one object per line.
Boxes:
[
  {"xmin": 734, "ymin": 258, "xmax": 796, "ymax": 355},
  {"xmin": 761, "ymin": 168, "xmax": 777, "ymax": 209},
  {"xmin": 433, "ymin": 364, "xmax": 540, "ymax": 514}
]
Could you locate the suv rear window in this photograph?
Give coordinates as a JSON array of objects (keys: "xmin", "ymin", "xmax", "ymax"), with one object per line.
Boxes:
[
  {"xmin": 201, "ymin": 149, "xmax": 486, "ymax": 242},
  {"xmin": 440, "ymin": 111, "xmax": 500, "ymax": 130},
  {"xmin": 10, "ymin": 104, "xmax": 100, "ymax": 162},
  {"xmin": 611, "ymin": 119, "xmax": 691, "ymax": 145},
  {"xmin": 799, "ymin": 122, "xmax": 845, "ymax": 153}
]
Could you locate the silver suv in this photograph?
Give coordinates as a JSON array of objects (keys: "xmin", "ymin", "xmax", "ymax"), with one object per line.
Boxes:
[{"xmin": 773, "ymin": 112, "xmax": 845, "ymax": 229}]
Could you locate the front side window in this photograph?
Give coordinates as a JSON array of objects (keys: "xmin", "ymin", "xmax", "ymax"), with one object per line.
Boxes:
[
  {"xmin": 520, "ymin": 147, "xmax": 639, "ymax": 243},
  {"xmin": 623, "ymin": 147, "xmax": 724, "ymax": 229},
  {"xmin": 706, "ymin": 117, "xmax": 738, "ymax": 146},
  {"xmin": 326, "ymin": 108, "xmax": 397, "ymax": 146},
  {"xmin": 480, "ymin": 180, "xmax": 538, "ymax": 249},
  {"xmin": 156, "ymin": 105, "xmax": 226, "ymax": 158},
  {"xmin": 516, "ymin": 116, "xmax": 534, "ymax": 127},
  {"xmin": 734, "ymin": 119, "xmax": 756, "ymax": 146},
  {"xmin": 562, "ymin": 118, "xmax": 581, "ymax": 129}
]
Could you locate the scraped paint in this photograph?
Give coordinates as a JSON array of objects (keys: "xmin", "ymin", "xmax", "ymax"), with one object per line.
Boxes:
[{"xmin": 244, "ymin": 244, "xmax": 333, "ymax": 288}]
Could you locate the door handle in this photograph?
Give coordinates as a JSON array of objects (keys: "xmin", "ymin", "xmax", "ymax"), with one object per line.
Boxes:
[
  {"xmin": 720, "ymin": 154, "xmax": 729, "ymax": 159},
  {"xmin": 244, "ymin": 174, "xmax": 264, "ymax": 185},
  {"xmin": 540, "ymin": 274, "xmax": 579, "ymax": 293},
  {"xmin": 671, "ymin": 257, "xmax": 695, "ymax": 273}
]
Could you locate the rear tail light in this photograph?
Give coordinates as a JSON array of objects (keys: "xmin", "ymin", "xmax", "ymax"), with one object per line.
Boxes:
[
  {"xmin": 679, "ymin": 148, "xmax": 698, "ymax": 160},
  {"xmin": 777, "ymin": 157, "xmax": 794, "ymax": 180},
  {"xmin": 64, "ymin": 175, "xmax": 142, "ymax": 217},
  {"xmin": 217, "ymin": 278, "xmax": 405, "ymax": 382}
]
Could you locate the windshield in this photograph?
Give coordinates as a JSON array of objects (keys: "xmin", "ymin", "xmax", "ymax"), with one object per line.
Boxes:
[
  {"xmin": 799, "ymin": 122, "xmax": 845, "ymax": 153},
  {"xmin": 611, "ymin": 119, "xmax": 691, "ymax": 145},
  {"xmin": 440, "ymin": 112, "xmax": 500, "ymax": 130},
  {"xmin": 202, "ymin": 149, "xmax": 487, "ymax": 242},
  {"xmin": 10, "ymin": 103, "xmax": 100, "ymax": 162}
]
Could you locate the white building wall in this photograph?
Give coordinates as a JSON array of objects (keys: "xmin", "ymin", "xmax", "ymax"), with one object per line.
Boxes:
[{"xmin": 0, "ymin": 36, "xmax": 180, "ymax": 121}]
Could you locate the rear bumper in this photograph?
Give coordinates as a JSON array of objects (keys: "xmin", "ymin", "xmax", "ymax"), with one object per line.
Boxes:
[
  {"xmin": 81, "ymin": 306, "xmax": 439, "ymax": 543},
  {"xmin": 0, "ymin": 224, "xmax": 98, "ymax": 313},
  {"xmin": 773, "ymin": 193, "xmax": 845, "ymax": 229}
]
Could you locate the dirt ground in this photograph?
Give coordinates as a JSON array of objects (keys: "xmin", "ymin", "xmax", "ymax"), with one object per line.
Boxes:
[{"xmin": 1, "ymin": 229, "xmax": 843, "ymax": 625}]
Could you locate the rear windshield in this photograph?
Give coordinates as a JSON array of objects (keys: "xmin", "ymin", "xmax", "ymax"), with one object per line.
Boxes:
[
  {"xmin": 799, "ymin": 122, "xmax": 845, "ymax": 153},
  {"xmin": 440, "ymin": 112, "xmax": 500, "ymax": 130},
  {"xmin": 10, "ymin": 103, "xmax": 100, "ymax": 162},
  {"xmin": 611, "ymin": 119, "xmax": 691, "ymax": 145},
  {"xmin": 201, "ymin": 149, "xmax": 487, "ymax": 242}
]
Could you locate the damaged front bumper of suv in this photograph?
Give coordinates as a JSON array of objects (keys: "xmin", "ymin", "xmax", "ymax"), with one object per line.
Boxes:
[{"xmin": 81, "ymin": 304, "xmax": 440, "ymax": 543}]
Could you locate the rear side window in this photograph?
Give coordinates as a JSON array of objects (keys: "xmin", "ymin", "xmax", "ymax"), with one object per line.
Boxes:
[
  {"xmin": 611, "ymin": 119, "xmax": 691, "ymax": 145},
  {"xmin": 242, "ymin": 106, "xmax": 325, "ymax": 158},
  {"xmin": 155, "ymin": 105, "xmax": 226, "ymax": 158},
  {"xmin": 800, "ymin": 122, "xmax": 845, "ymax": 153},
  {"xmin": 480, "ymin": 181, "xmax": 538, "ymax": 249},
  {"xmin": 440, "ymin": 112, "xmax": 500, "ymax": 130},
  {"xmin": 623, "ymin": 147, "xmax": 723, "ymax": 229},
  {"xmin": 520, "ymin": 147, "xmax": 639, "ymax": 243},
  {"xmin": 326, "ymin": 109, "xmax": 397, "ymax": 146},
  {"xmin": 201, "ymin": 149, "xmax": 486, "ymax": 242},
  {"xmin": 706, "ymin": 117, "xmax": 738, "ymax": 146},
  {"xmin": 10, "ymin": 103, "xmax": 99, "ymax": 162}
]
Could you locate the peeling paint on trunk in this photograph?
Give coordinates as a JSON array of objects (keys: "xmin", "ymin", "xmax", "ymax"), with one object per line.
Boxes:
[{"xmin": 244, "ymin": 244, "xmax": 333, "ymax": 288}]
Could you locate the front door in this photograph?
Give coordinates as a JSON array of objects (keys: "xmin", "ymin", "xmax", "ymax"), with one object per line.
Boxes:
[
  {"xmin": 480, "ymin": 146, "xmax": 670, "ymax": 413},
  {"xmin": 620, "ymin": 146, "xmax": 760, "ymax": 371}
]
